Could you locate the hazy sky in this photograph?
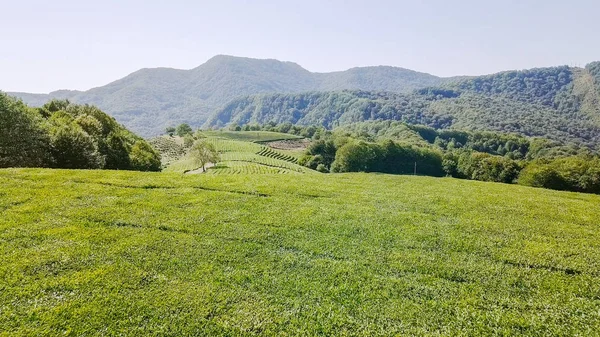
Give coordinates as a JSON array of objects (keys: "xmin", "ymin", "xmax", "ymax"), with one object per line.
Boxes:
[{"xmin": 2, "ymin": 0, "xmax": 599, "ymax": 93}]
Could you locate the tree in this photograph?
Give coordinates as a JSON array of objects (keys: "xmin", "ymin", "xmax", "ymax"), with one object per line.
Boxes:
[
  {"xmin": 176, "ymin": 123, "xmax": 193, "ymax": 137},
  {"xmin": 129, "ymin": 141, "xmax": 161, "ymax": 171},
  {"xmin": 189, "ymin": 141, "xmax": 219, "ymax": 172},
  {"xmin": 165, "ymin": 126, "xmax": 176, "ymax": 136},
  {"xmin": 183, "ymin": 134, "xmax": 194, "ymax": 148},
  {"xmin": 47, "ymin": 114, "xmax": 104, "ymax": 169},
  {"xmin": 0, "ymin": 93, "xmax": 52, "ymax": 168}
]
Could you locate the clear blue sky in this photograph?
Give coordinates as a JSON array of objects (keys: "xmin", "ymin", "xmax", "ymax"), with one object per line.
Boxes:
[{"xmin": 2, "ymin": 0, "xmax": 599, "ymax": 93}]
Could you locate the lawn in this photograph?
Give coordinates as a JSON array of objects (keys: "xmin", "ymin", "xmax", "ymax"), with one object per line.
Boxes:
[{"xmin": 1, "ymin": 169, "xmax": 599, "ymax": 336}]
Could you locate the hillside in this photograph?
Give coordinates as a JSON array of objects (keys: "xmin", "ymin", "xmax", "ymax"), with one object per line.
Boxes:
[
  {"xmin": 207, "ymin": 64, "xmax": 600, "ymax": 149},
  {"xmin": 2, "ymin": 168, "xmax": 600, "ymax": 335},
  {"xmin": 152, "ymin": 131, "xmax": 310, "ymax": 174},
  {"xmin": 8, "ymin": 55, "xmax": 447, "ymax": 137}
]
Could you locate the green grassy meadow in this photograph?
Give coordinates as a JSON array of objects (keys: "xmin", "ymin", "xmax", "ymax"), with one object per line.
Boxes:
[{"xmin": 1, "ymin": 168, "xmax": 600, "ymax": 335}]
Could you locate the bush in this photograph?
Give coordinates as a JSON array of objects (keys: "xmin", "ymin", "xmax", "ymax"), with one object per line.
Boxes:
[{"xmin": 316, "ymin": 164, "xmax": 329, "ymax": 173}]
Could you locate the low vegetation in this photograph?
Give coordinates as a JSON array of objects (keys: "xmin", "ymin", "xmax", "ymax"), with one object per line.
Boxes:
[{"xmin": 1, "ymin": 168, "xmax": 599, "ymax": 335}]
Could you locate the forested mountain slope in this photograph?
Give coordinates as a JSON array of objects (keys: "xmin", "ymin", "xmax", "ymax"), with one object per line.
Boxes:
[
  {"xmin": 9, "ymin": 55, "xmax": 446, "ymax": 136},
  {"xmin": 207, "ymin": 64, "xmax": 600, "ymax": 149}
]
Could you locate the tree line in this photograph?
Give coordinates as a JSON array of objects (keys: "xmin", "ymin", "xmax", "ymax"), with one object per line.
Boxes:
[
  {"xmin": 227, "ymin": 121, "xmax": 600, "ymax": 194},
  {"xmin": 0, "ymin": 93, "xmax": 161, "ymax": 171}
]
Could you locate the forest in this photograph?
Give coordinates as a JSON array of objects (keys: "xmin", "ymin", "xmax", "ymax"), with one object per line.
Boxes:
[
  {"xmin": 207, "ymin": 64, "xmax": 600, "ymax": 151},
  {"xmin": 0, "ymin": 93, "xmax": 161, "ymax": 171}
]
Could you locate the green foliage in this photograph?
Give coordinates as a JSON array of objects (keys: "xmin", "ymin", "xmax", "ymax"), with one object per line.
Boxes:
[
  {"xmin": 445, "ymin": 151, "xmax": 522, "ymax": 183},
  {"xmin": 316, "ymin": 163, "xmax": 329, "ymax": 173},
  {"xmin": 183, "ymin": 134, "xmax": 194, "ymax": 148},
  {"xmin": 165, "ymin": 126, "xmax": 176, "ymax": 136},
  {"xmin": 330, "ymin": 139, "xmax": 444, "ymax": 176},
  {"xmin": 175, "ymin": 123, "xmax": 193, "ymax": 137},
  {"xmin": 129, "ymin": 141, "xmax": 162, "ymax": 171},
  {"xmin": 198, "ymin": 130, "xmax": 302, "ymax": 142},
  {"xmin": 164, "ymin": 137, "xmax": 309, "ymax": 174},
  {"xmin": 0, "ymin": 93, "xmax": 160, "ymax": 171},
  {"xmin": 188, "ymin": 140, "xmax": 220, "ymax": 172},
  {"xmin": 0, "ymin": 93, "xmax": 52, "ymax": 167},
  {"xmin": 519, "ymin": 156, "xmax": 600, "ymax": 193},
  {"xmin": 207, "ymin": 64, "xmax": 600, "ymax": 151},
  {"xmin": 47, "ymin": 112, "xmax": 104, "ymax": 169}
]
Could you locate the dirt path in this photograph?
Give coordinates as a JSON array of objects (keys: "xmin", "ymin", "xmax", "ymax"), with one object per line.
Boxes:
[{"xmin": 184, "ymin": 163, "xmax": 215, "ymax": 174}]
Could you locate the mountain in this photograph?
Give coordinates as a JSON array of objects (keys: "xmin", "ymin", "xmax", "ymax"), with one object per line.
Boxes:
[
  {"xmin": 206, "ymin": 63, "xmax": 600, "ymax": 149},
  {"xmin": 8, "ymin": 55, "xmax": 449, "ymax": 136}
]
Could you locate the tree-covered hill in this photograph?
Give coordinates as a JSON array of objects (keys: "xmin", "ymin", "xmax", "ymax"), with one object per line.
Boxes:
[
  {"xmin": 207, "ymin": 64, "xmax": 600, "ymax": 149},
  {"xmin": 0, "ymin": 93, "xmax": 160, "ymax": 171},
  {"xmin": 9, "ymin": 55, "xmax": 447, "ymax": 137}
]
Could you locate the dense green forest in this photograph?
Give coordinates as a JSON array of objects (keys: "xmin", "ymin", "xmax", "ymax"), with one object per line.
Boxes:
[
  {"xmin": 0, "ymin": 93, "xmax": 161, "ymax": 171},
  {"xmin": 10, "ymin": 56, "xmax": 450, "ymax": 136},
  {"xmin": 207, "ymin": 64, "xmax": 600, "ymax": 151}
]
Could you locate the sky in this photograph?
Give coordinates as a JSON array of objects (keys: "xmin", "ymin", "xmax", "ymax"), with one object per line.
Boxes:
[{"xmin": 2, "ymin": 0, "xmax": 599, "ymax": 93}]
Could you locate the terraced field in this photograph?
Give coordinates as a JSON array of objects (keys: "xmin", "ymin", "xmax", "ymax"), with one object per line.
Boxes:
[
  {"xmin": 164, "ymin": 135, "xmax": 312, "ymax": 174},
  {"xmin": 147, "ymin": 136, "xmax": 186, "ymax": 167}
]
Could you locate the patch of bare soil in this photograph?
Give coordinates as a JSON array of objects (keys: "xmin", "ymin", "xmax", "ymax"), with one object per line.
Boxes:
[{"xmin": 265, "ymin": 138, "xmax": 311, "ymax": 150}]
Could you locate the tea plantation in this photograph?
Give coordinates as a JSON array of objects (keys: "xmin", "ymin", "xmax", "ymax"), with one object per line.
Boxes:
[{"xmin": 1, "ymin": 169, "xmax": 599, "ymax": 336}]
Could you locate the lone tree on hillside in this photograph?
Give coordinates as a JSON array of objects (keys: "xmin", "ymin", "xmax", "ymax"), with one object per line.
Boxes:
[
  {"xmin": 165, "ymin": 126, "xmax": 176, "ymax": 136},
  {"xmin": 176, "ymin": 123, "xmax": 193, "ymax": 137},
  {"xmin": 189, "ymin": 141, "xmax": 219, "ymax": 172}
]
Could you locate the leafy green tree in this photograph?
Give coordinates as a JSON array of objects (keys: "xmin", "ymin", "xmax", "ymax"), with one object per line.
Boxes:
[
  {"xmin": 189, "ymin": 141, "xmax": 219, "ymax": 172},
  {"xmin": 165, "ymin": 126, "xmax": 176, "ymax": 136},
  {"xmin": 331, "ymin": 141, "xmax": 379, "ymax": 173},
  {"xmin": 47, "ymin": 112, "xmax": 104, "ymax": 169},
  {"xmin": 129, "ymin": 141, "xmax": 161, "ymax": 171},
  {"xmin": 176, "ymin": 123, "xmax": 193, "ymax": 137},
  {"xmin": 0, "ymin": 93, "xmax": 52, "ymax": 168}
]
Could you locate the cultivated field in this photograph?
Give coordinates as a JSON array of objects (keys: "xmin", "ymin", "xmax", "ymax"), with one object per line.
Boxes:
[
  {"xmin": 1, "ymin": 169, "xmax": 599, "ymax": 336},
  {"xmin": 164, "ymin": 136, "xmax": 309, "ymax": 174}
]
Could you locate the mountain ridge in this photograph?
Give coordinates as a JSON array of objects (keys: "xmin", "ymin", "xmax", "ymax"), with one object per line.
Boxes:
[
  {"xmin": 7, "ymin": 55, "xmax": 451, "ymax": 136},
  {"xmin": 206, "ymin": 64, "xmax": 600, "ymax": 149},
  {"xmin": 7, "ymin": 56, "xmax": 598, "ymax": 141}
]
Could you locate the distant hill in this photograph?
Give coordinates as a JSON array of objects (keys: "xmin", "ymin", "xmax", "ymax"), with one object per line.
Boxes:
[
  {"xmin": 8, "ymin": 55, "xmax": 449, "ymax": 136},
  {"xmin": 207, "ymin": 64, "xmax": 600, "ymax": 149}
]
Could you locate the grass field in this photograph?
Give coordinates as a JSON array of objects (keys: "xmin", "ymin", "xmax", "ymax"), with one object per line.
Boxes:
[{"xmin": 1, "ymin": 168, "xmax": 600, "ymax": 335}]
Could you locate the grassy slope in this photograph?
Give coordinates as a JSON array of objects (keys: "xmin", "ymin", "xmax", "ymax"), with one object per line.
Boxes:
[{"xmin": 1, "ymin": 169, "xmax": 599, "ymax": 336}]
